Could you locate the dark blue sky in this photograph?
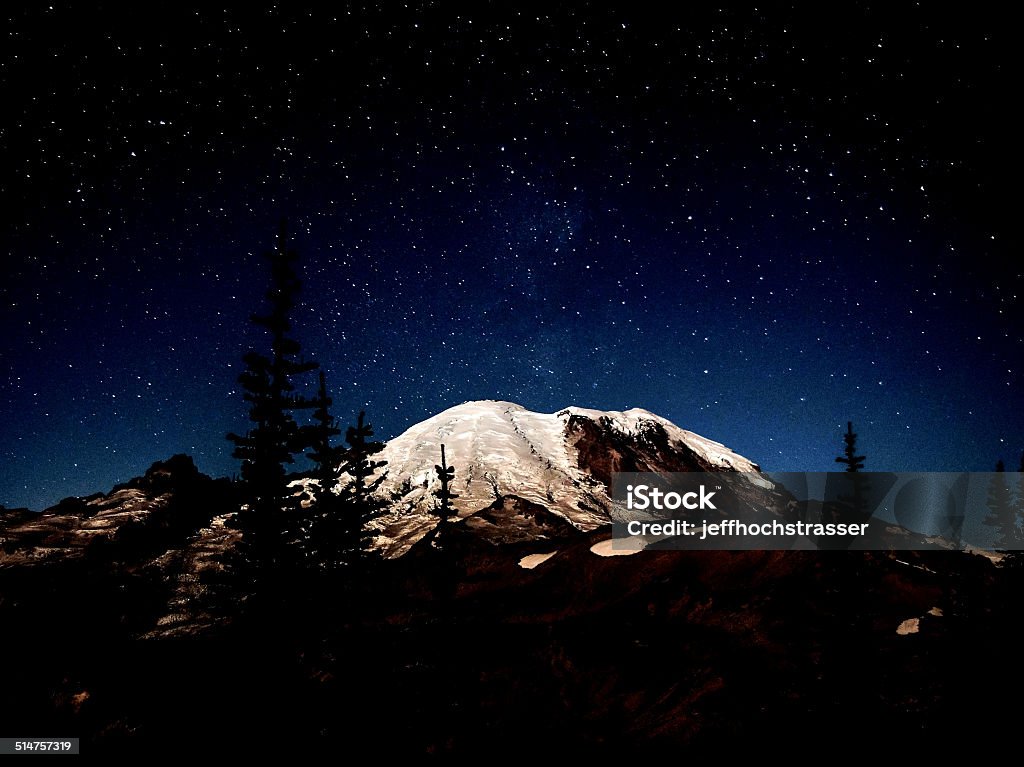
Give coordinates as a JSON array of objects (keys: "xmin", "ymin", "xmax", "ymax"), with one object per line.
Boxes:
[{"xmin": 2, "ymin": 4, "xmax": 1020, "ymax": 510}]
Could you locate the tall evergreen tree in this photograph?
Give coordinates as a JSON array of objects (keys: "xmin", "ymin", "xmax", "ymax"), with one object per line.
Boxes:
[
  {"xmin": 984, "ymin": 459, "xmax": 1018, "ymax": 550},
  {"xmin": 226, "ymin": 221, "xmax": 320, "ymax": 572},
  {"xmin": 305, "ymin": 371, "xmax": 345, "ymax": 501}
]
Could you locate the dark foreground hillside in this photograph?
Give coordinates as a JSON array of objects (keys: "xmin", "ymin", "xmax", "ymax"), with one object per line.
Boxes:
[{"xmin": 1, "ymin": 458, "xmax": 1021, "ymax": 756}]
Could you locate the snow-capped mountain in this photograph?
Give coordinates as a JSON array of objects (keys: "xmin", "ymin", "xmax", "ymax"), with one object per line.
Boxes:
[
  {"xmin": 368, "ymin": 400, "xmax": 761, "ymax": 556},
  {"xmin": 1, "ymin": 403, "xmax": 764, "ymax": 573}
]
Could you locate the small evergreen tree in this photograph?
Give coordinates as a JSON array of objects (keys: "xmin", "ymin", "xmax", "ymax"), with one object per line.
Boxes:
[
  {"xmin": 828, "ymin": 421, "xmax": 870, "ymax": 542},
  {"xmin": 303, "ymin": 403, "xmax": 388, "ymax": 571},
  {"xmin": 296, "ymin": 371, "xmax": 346, "ymax": 569},
  {"xmin": 433, "ymin": 443, "xmax": 459, "ymax": 526},
  {"xmin": 1016, "ymin": 450, "xmax": 1024, "ymax": 525},
  {"xmin": 835, "ymin": 421, "xmax": 866, "ymax": 472},
  {"xmin": 426, "ymin": 443, "xmax": 461, "ymax": 603},
  {"xmin": 1009, "ymin": 452, "xmax": 1024, "ymax": 565},
  {"xmin": 984, "ymin": 460, "xmax": 1018, "ymax": 550},
  {"xmin": 1017, "ymin": 450, "xmax": 1024, "ymax": 540},
  {"xmin": 336, "ymin": 411, "xmax": 389, "ymax": 559}
]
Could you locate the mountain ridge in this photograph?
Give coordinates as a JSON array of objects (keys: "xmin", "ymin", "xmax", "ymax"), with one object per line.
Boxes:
[{"xmin": 1, "ymin": 400, "xmax": 764, "ymax": 569}]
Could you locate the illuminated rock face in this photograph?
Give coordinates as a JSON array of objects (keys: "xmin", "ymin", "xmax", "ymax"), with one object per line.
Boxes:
[{"xmin": 361, "ymin": 400, "xmax": 759, "ymax": 556}]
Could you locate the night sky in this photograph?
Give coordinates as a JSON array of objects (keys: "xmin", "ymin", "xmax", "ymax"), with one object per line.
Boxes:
[{"xmin": 2, "ymin": 5, "xmax": 1020, "ymax": 511}]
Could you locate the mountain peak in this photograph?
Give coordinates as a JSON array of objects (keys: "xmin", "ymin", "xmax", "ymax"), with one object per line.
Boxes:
[{"xmin": 369, "ymin": 401, "xmax": 759, "ymax": 556}]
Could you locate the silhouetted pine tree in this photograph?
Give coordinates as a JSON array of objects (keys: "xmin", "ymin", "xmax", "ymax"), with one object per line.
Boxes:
[
  {"xmin": 830, "ymin": 421, "xmax": 870, "ymax": 538},
  {"xmin": 305, "ymin": 371, "xmax": 345, "ymax": 501},
  {"xmin": 424, "ymin": 443, "xmax": 462, "ymax": 605},
  {"xmin": 1017, "ymin": 450, "xmax": 1024, "ymax": 520},
  {"xmin": 296, "ymin": 371, "xmax": 347, "ymax": 569},
  {"xmin": 835, "ymin": 421, "xmax": 866, "ymax": 472},
  {"xmin": 302, "ymin": 403, "xmax": 389, "ymax": 572},
  {"xmin": 334, "ymin": 411, "xmax": 389, "ymax": 561},
  {"xmin": 226, "ymin": 221, "xmax": 320, "ymax": 575},
  {"xmin": 433, "ymin": 443, "xmax": 459, "ymax": 527},
  {"xmin": 984, "ymin": 460, "xmax": 1018, "ymax": 550},
  {"xmin": 1018, "ymin": 450, "xmax": 1024, "ymax": 538},
  {"xmin": 1009, "ymin": 452, "xmax": 1024, "ymax": 566}
]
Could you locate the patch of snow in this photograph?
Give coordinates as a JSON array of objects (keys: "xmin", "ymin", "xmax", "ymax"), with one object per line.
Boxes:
[
  {"xmin": 590, "ymin": 538, "xmax": 645, "ymax": 557},
  {"xmin": 518, "ymin": 551, "xmax": 558, "ymax": 569}
]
